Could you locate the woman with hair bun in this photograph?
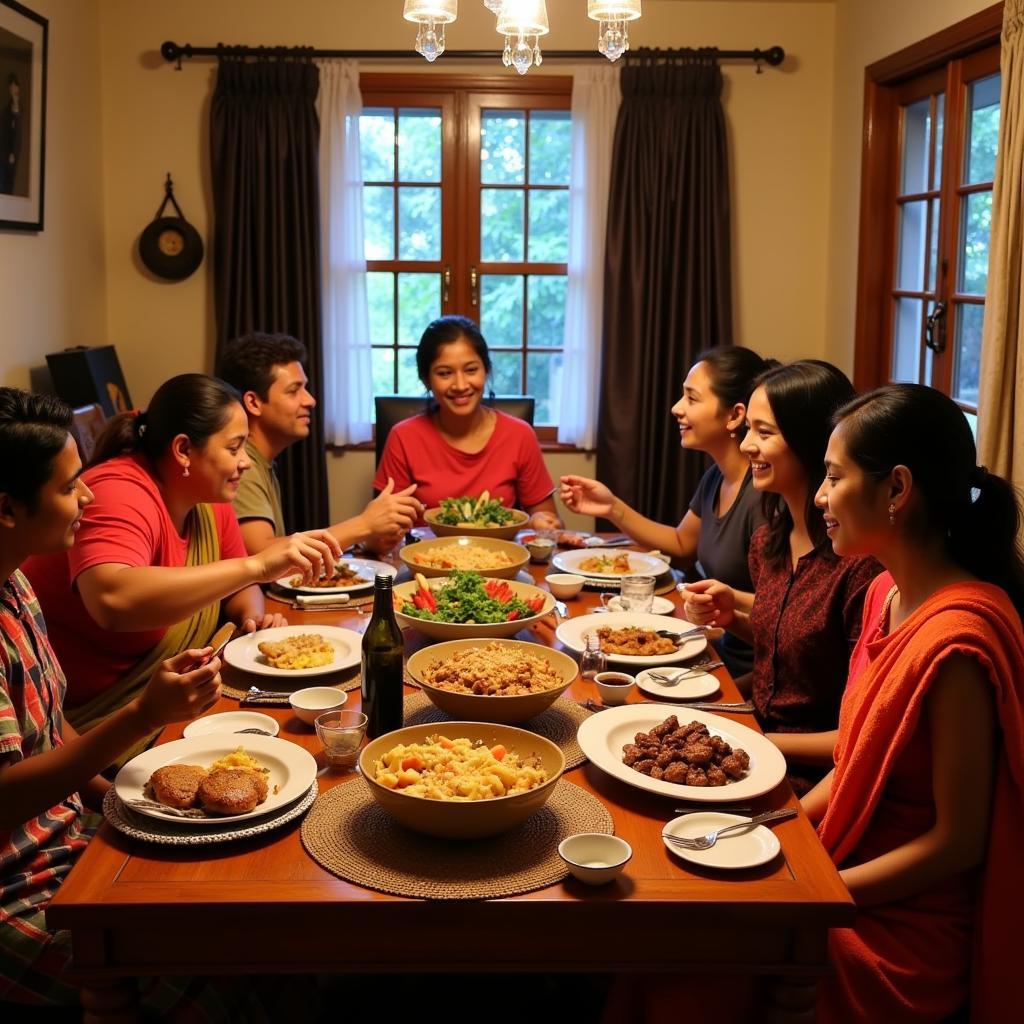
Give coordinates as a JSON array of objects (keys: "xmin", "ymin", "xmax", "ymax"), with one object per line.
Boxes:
[
  {"xmin": 23, "ymin": 373, "xmax": 339, "ymax": 756},
  {"xmin": 560, "ymin": 346, "xmax": 773, "ymax": 675},
  {"xmin": 807, "ymin": 383, "xmax": 1024, "ymax": 1023}
]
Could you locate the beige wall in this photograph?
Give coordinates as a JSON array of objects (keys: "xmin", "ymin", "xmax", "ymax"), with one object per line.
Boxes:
[
  {"xmin": 0, "ymin": 0, "xmax": 106, "ymax": 389},
  {"xmin": 824, "ymin": 0, "xmax": 998, "ymax": 373}
]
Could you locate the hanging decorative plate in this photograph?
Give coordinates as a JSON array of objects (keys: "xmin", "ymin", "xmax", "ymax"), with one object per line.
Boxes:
[{"xmin": 138, "ymin": 173, "xmax": 204, "ymax": 280}]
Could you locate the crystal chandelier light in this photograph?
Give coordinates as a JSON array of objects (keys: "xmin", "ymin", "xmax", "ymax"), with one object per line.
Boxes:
[
  {"xmin": 403, "ymin": 0, "xmax": 459, "ymax": 63},
  {"xmin": 495, "ymin": 0, "xmax": 550, "ymax": 75},
  {"xmin": 587, "ymin": 0, "xmax": 642, "ymax": 62}
]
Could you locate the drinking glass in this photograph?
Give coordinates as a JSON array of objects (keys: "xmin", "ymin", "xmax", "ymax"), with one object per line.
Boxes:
[
  {"xmin": 315, "ymin": 710, "xmax": 369, "ymax": 770},
  {"xmin": 619, "ymin": 575, "xmax": 655, "ymax": 613}
]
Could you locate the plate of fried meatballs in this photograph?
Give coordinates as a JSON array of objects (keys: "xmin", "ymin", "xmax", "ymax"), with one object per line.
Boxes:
[
  {"xmin": 576, "ymin": 704, "xmax": 787, "ymax": 801},
  {"xmin": 223, "ymin": 625, "xmax": 362, "ymax": 679},
  {"xmin": 114, "ymin": 735, "xmax": 317, "ymax": 825}
]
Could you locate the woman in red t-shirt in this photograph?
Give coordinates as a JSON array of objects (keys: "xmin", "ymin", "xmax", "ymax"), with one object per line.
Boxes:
[{"xmin": 373, "ymin": 316, "xmax": 562, "ymax": 530}]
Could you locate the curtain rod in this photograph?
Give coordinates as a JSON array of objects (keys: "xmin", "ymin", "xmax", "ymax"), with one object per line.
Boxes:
[{"xmin": 160, "ymin": 40, "xmax": 785, "ymax": 67}]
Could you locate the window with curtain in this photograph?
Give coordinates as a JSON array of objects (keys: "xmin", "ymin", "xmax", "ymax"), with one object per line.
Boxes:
[
  {"xmin": 357, "ymin": 74, "xmax": 572, "ymax": 437},
  {"xmin": 854, "ymin": 14, "xmax": 1001, "ymax": 429}
]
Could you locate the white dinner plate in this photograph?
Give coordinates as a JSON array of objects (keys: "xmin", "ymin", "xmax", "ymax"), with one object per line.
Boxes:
[
  {"xmin": 662, "ymin": 812, "xmax": 781, "ymax": 870},
  {"xmin": 114, "ymin": 734, "xmax": 317, "ymax": 826},
  {"xmin": 576, "ymin": 703, "xmax": 787, "ymax": 802},
  {"xmin": 635, "ymin": 668, "xmax": 720, "ymax": 701},
  {"xmin": 551, "ymin": 548, "xmax": 669, "ymax": 580},
  {"xmin": 274, "ymin": 558, "xmax": 396, "ymax": 594},
  {"xmin": 556, "ymin": 611, "xmax": 707, "ymax": 667},
  {"xmin": 601, "ymin": 594, "xmax": 676, "ymax": 616},
  {"xmin": 223, "ymin": 625, "xmax": 362, "ymax": 679},
  {"xmin": 183, "ymin": 711, "xmax": 280, "ymax": 739}
]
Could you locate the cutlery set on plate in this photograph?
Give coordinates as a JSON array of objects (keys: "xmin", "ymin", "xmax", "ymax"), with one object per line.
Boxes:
[{"xmin": 661, "ymin": 808, "xmax": 797, "ymax": 850}]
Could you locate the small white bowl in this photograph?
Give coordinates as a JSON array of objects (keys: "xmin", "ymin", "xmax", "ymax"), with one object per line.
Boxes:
[
  {"xmin": 594, "ymin": 671, "xmax": 635, "ymax": 706},
  {"xmin": 546, "ymin": 573, "xmax": 586, "ymax": 600},
  {"xmin": 289, "ymin": 686, "xmax": 348, "ymax": 726},
  {"xmin": 558, "ymin": 833, "xmax": 632, "ymax": 886}
]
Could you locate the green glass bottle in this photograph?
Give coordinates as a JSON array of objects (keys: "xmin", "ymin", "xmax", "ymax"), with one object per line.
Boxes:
[{"xmin": 361, "ymin": 573, "xmax": 404, "ymax": 739}]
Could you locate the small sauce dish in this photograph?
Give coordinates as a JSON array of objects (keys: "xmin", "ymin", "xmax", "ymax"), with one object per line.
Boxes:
[
  {"xmin": 558, "ymin": 833, "xmax": 632, "ymax": 886},
  {"xmin": 289, "ymin": 686, "xmax": 348, "ymax": 726},
  {"xmin": 594, "ymin": 671, "xmax": 635, "ymax": 706},
  {"xmin": 546, "ymin": 573, "xmax": 586, "ymax": 599},
  {"xmin": 525, "ymin": 537, "xmax": 556, "ymax": 563}
]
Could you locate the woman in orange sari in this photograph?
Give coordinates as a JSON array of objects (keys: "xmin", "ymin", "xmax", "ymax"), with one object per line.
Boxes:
[{"xmin": 807, "ymin": 383, "xmax": 1024, "ymax": 1023}]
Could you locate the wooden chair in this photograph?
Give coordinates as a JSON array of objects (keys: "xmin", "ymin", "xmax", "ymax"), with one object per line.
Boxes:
[
  {"xmin": 373, "ymin": 395, "xmax": 536, "ymax": 466},
  {"xmin": 69, "ymin": 404, "xmax": 107, "ymax": 464}
]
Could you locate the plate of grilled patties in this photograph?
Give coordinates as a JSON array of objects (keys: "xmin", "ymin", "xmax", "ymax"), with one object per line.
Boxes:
[
  {"xmin": 223, "ymin": 625, "xmax": 362, "ymax": 679},
  {"xmin": 114, "ymin": 734, "xmax": 317, "ymax": 826}
]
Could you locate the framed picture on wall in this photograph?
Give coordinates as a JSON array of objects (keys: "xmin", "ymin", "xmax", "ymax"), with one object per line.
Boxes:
[{"xmin": 0, "ymin": 0, "xmax": 47, "ymax": 231}]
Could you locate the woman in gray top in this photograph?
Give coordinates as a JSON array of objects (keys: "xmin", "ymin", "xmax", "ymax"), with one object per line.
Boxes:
[{"xmin": 560, "ymin": 347, "xmax": 772, "ymax": 675}]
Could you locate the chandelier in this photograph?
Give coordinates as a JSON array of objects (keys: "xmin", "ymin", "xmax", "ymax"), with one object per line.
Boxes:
[{"xmin": 404, "ymin": 0, "xmax": 643, "ymax": 74}]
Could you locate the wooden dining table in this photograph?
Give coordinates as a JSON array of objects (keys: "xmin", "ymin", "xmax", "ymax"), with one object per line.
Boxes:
[{"xmin": 47, "ymin": 549, "xmax": 854, "ymax": 1022}]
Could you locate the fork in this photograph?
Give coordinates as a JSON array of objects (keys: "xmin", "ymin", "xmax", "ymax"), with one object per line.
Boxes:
[
  {"xmin": 662, "ymin": 808, "xmax": 797, "ymax": 850},
  {"xmin": 647, "ymin": 661, "xmax": 725, "ymax": 684}
]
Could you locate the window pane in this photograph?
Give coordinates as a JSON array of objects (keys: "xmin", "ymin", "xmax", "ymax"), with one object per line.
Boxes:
[
  {"xmin": 481, "ymin": 188, "xmax": 525, "ymax": 262},
  {"xmin": 481, "ymin": 274, "xmax": 523, "ymax": 346},
  {"xmin": 363, "ymin": 185, "xmax": 394, "ymax": 260},
  {"xmin": 927, "ymin": 198, "xmax": 940, "ymax": 292},
  {"xmin": 901, "ymin": 98, "xmax": 932, "ymax": 195},
  {"xmin": 481, "ymin": 111, "xmax": 525, "ymax": 185},
  {"xmin": 527, "ymin": 275, "xmax": 567, "ymax": 347},
  {"xmin": 398, "ymin": 109, "xmax": 441, "ymax": 182},
  {"xmin": 397, "ymin": 348, "xmax": 421, "ymax": 395},
  {"xmin": 371, "ymin": 346, "xmax": 396, "ymax": 399},
  {"xmin": 490, "ymin": 350, "xmax": 522, "ymax": 394},
  {"xmin": 397, "ymin": 272, "xmax": 440, "ymax": 346},
  {"xmin": 931, "ymin": 94, "xmax": 944, "ymax": 191},
  {"xmin": 959, "ymin": 190, "xmax": 992, "ymax": 295},
  {"xmin": 367, "ymin": 272, "xmax": 394, "ymax": 344},
  {"xmin": 896, "ymin": 200, "xmax": 927, "ymax": 291},
  {"xmin": 892, "ymin": 297, "xmax": 923, "ymax": 383},
  {"xmin": 528, "ymin": 191, "xmax": 569, "ymax": 262},
  {"xmin": 529, "ymin": 111, "xmax": 571, "ymax": 185},
  {"xmin": 360, "ymin": 110, "xmax": 394, "ymax": 182},
  {"xmin": 398, "ymin": 186, "xmax": 441, "ymax": 260},
  {"xmin": 527, "ymin": 350, "xmax": 562, "ymax": 425},
  {"xmin": 953, "ymin": 303, "xmax": 984, "ymax": 407},
  {"xmin": 965, "ymin": 73, "xmax": 1000, "ymax": 185}
]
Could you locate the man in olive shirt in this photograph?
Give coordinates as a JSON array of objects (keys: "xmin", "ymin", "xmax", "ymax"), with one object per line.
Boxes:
[{"xmin": 218, "ymin": 333, "xmax": 422, "ymax": 555}]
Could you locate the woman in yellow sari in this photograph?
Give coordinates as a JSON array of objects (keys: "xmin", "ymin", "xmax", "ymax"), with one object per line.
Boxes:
[{"xmin": 23, "ymin": 373, "xmax": 338, "ymax": 749}]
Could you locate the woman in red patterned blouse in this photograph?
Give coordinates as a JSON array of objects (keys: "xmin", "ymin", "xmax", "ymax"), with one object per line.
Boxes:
[{"xmin": 682, "ymin": 361, "xmax": 881, "ymax": 794}]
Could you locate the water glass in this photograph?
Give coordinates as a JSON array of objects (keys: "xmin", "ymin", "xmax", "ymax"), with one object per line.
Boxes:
[
  {"xmin": 315, "ymin": 710, "xmax": 369, "ymax": 770},
  {"xmin": 619, "ymin": 575, "xmax": 656, "ymax": 613}
]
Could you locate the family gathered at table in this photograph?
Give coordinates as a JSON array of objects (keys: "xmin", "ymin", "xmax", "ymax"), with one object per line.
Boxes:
[{"xmin": 2, "ymin": 315, "xmax": 1022, "ymax": 1022}]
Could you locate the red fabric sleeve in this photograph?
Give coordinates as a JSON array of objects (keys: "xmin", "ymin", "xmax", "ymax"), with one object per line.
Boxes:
[
  {"xmin": 214, "ymin": 503, "xmax": 248, "ymax": 559},
  {"xmin": 373, "ymin": 425, "xmax": 415, "ymax": 494},
  {"xmin": 510, "ymin": 417, "xmax": 555, "ymax": 509}
]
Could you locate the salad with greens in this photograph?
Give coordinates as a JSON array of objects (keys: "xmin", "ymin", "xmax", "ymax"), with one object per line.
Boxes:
[
  {"xmin": 434, "ymin": 491, "xmax": 518, "ymax": 528},
  {"xmin": 400, "ymin": 570, "xmax": 546, "ymax": 624}
]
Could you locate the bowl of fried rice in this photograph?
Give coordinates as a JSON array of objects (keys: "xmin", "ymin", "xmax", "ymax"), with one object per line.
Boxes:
[
  {"xmin": 407, "ymin": 639, "xmax": 579, "ymax": 723},
  {"xmin": 400, "ymin": 535, "xmax": 530, "ymax": 580},
  {"xmin": 359, "ymin": 721, "xmax": 564, "ymax": 839}
]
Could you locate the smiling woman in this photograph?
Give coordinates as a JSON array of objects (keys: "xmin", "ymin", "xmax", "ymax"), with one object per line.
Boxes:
[{"xmin": 21, "ymin": 374, "xmax": 340, "ymax": 757}]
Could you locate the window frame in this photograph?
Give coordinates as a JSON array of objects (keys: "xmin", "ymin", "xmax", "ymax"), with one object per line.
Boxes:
[{"xmin": 853, "ymin": 3, "xmax": 1002, "ymax": 401}]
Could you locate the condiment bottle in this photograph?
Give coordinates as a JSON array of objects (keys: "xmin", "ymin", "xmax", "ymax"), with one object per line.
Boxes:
[
  {"xmin": 580, "ymin": 632, "xmax": 607, "ymax": 679},
  {"xmin": 361, "ymin": 574, "xmax": 404, "ymax": 739}
]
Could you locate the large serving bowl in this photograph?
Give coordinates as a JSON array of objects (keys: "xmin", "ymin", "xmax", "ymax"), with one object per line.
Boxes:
[
  {"xmin": 424, "ymin": 506, "xmax": 530, "ymax": 541},
  {"xmin": 393, "ymin": 576, "xmax": 555, "ymax": 641},
  {"xmin": 407, "ymin": 639, "xmax": 578, "ymax": 724},
  {"xmin": 400, "ymin": 535, "xmax": 530, "ymax": 580},
  {"xmin": 359, "ymin": 721, "xmax": 565, "ymax": 839}
]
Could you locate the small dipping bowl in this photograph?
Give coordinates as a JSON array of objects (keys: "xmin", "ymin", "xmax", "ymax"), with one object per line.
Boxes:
[
  {"xmin": 546, "ymin": 573, "xmax": 586, "ymax": 600},
  {"xmin": 558, "ymin": 833, "xmax": 632, "ymax": 886},
  {"xmin": 289, "ymin": 686, "xmax": 348, "ymax": 726},
  {"xmin": 594, "ymin": 671, "xmax": 635, "ymax": 706},
  {"xmin": 525, "ymin": 538, "xmax": 556, "ymax": 563}
]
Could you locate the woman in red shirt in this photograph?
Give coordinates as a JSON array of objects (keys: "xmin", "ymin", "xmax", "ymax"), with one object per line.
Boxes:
[{"xmin": 373, "ymin": 316, "xmax": 562, "ymax": 530}]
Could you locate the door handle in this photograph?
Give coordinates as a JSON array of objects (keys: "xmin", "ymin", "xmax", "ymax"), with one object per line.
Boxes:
[
  {"xmin": 470, "ymin": 265, "xmax": 478, "ymax": 307},
  {"xmin": 925, "ymin": 301, "xmax": 947, "ymax": 354}
]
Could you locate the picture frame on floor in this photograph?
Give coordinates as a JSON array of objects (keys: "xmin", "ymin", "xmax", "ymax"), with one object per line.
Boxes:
[{"xmin": 0, "ymin": 0, "xmax": 47, "ymax": 231}]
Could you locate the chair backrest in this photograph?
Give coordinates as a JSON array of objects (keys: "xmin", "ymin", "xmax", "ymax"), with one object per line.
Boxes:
[
  {"xmin": 374, "ymin": 395, "xmax": 536, "ymax": 466},
  {"xmin": 69, "ymin": 404, "xmax": 107, "ymax": 465}
]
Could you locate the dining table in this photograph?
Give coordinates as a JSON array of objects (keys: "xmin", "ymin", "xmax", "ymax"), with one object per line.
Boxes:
[{"xmin": 47, "ymin": 543, "xmax": 854, "ymax": 1023}]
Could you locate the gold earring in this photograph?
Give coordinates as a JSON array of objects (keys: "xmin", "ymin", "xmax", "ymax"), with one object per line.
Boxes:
[
  {"xmin": 730, "ymin": 431, "xmax": 737, "ymax": 438},
  {"xmin": 182, "ymin": 461, "xmax": 190, "ymax": 479},
  {"xmin": 888, "ymin": 502, "xmax": 896, "ymax": 526}
]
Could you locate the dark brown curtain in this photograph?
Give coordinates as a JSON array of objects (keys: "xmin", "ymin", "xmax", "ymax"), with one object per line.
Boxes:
[
  {"xmin": 597, "ymin": 51, "xmax": 733, "ymax": 525},
  {"xmin": 210, "ymin": 54, "xmax": 328, "ymax": 532}
]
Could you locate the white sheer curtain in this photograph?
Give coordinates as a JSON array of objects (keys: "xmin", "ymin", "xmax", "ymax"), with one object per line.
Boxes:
[
  {"xmin": 558, "ymin": 65, "xmax": 621, "ymax": 449},
  {"xmin": 317, "ymin": 59, "xmax": 372, "ymax": 445}
]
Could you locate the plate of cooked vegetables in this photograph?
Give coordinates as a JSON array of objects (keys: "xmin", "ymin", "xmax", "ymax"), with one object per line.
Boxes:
[
  {"xmin": 425, "ymin": 492, "xmax": 530, "ymax": 540},
  {"xmin": 274, "ymin": 558, "xmax": 395, "ymax": 594},
  {"xmin": 223, "ymin": 625, "xmax": 362, "ymax": 679},
  {"xmin": 394, "ymin": 570, "xmax": 555, "ymax": 640}
]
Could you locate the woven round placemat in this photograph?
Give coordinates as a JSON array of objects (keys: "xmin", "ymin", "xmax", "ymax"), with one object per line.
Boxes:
[
  {"xmin": 222, "ymin": 672, "xmax": 360, "ymax": 701},
  {"xmin": 401, "ymin": 691, "xmax": 588, "ymax": 770},
  {"xmin": 301, "ymin": 779, "xmax": 613, "ymax": 899}
]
